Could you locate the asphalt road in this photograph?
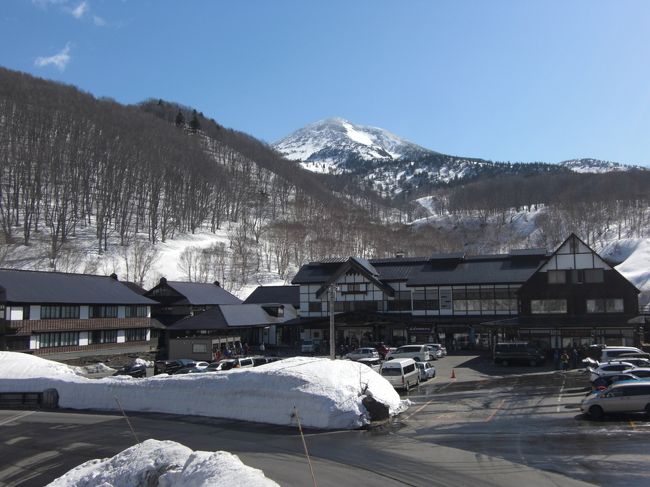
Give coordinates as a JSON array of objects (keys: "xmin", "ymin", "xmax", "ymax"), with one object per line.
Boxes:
[{"xmin": 1, "ymin": 354, "xmax": 648, "ymax": 486}]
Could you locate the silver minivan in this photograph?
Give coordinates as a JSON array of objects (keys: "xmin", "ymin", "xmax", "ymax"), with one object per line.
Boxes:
[
  {"xmin": 581, "ymin": 381, "xmax": 650, "ymax": 419},
  {"xmin": 380, "ymin": 358, "xmax": 420, "ymax": 390}
]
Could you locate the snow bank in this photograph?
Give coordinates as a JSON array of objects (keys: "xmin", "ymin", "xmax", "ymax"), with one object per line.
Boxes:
[
  {"xmin": 614, "ymin": 238, "xmax": 650, "ymax": 302},
  {"xmin": 0, "ymin": 353, "xmax": 407, "ymax": 430},
  {"xmin": 47, "ymin": 439, "xmax": 280, "ymax": 487},
  {"xmin": 77, "ymin": 362, "xmax": 116, "ymax": 375}
]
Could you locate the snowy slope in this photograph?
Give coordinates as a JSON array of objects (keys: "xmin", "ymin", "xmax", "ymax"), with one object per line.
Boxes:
[
  {"xmin": 273, "ymin": 117, "xmax": 433, "ymax": 171},
  {"xmin": 558, "ymin": 158, "xmax": 639, "ymax": 174}
]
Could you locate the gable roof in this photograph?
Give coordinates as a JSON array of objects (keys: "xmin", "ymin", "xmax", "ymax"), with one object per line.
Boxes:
[
  {"xmin": 243, "ymin": 285, "xmax": 300, "ymax": 308},
  {"xmin": 168, "ymin": 304, "xmax": 299, "ymax": 331},
  {"xmin": 312, "ymin": 257, "xmax": 395, "ymax": 298},
  {"xmin": 149, "ymin": 280, "xmax": 242, "ymax": 305},
  {"xmin": 0, "ymin": 269, "xmax": 157, "ymax": 305}
]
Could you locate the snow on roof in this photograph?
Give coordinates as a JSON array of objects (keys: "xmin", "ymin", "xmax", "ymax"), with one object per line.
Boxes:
[
  {"xmin": 47, "ymin": 439, "xmax": 280, "ymax": 487},
  {"xmin": 0, "ymin": 352, "xmax": 408, "ymax": 430}
]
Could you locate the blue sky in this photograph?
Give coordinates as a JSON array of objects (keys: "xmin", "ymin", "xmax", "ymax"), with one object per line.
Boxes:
[{"xmin": 2, "ymin": 0, "xmax": 650, "ymax": 165}]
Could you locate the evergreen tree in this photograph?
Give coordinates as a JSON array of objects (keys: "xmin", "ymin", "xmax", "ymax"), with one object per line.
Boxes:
[
  {"xmin": 189, "ymin": 109, "xmax": 201, "ymax": 132},
  {"xmin": 175, "ymin": 109, "xmax": 185, "ymax": 127}
]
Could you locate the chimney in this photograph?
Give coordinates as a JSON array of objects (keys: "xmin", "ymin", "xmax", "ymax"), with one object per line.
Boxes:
[
  {"xmin": 110, "ymin": 273, "xmax": 118, "ymax": 280},
  {"xmin": 213, "ymin": 280, "xmax": 221, "ymax": 287}
]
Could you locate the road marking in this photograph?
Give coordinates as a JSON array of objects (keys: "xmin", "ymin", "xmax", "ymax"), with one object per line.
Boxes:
[
  {"xmin": 556, "ymin": 376, "xmax": 566, "ymax": 412},
  {"xmin": 485, "ymin": 398, "xmax": 505, "ymax": 422},
  {"xmin": 402, "ymin": 381, "xmax": 456, "ymax": 421},
  {"xmin": 0, "ymin": 410, "xmax": 35, "ymax": 426}
]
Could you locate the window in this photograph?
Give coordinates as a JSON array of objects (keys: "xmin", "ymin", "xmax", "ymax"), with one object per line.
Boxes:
[
  {"xmin": 387, "ymin": 291, "xmax": 411, "ymax": 311},
  {"xmin": 586, "ymin": 298, "xmax": 624, "ymax": 314},
  {"xmin": 192, "ymin": 343, "xmax": 208, "ymax": 353},
  {"xmin": 308, "ymin": 302, "xmax": 322, "ymax": 313},
  {"xmin": 41, "ymin": 305, "xmax": 80, "ymax": 320},
  {"xmin": 413, "ymin": 289, "xmax": 439, "ymax": 311},
  {"xmin": 39, "ymin": 332, "xmax": 79, "ymax": 348},
  {"xmin": 342, "ymin": 283, "xmax": 367, "ymax": 294},
  {"xmin": 90, "ymin": 306, "xmax": 118, "ymax": 318},
  {"xmin": 548, "ymin": 270, "xmax": 566, "ymax": 284},
  {"xmin": 125, "ymin": 305, "xmax": 148, "ymax": 318},
  {"xmin": 452, "ymin": 288, "xmax": 467, "ymax": 312},
  {"xmin": 584, "ymin": 269, "xmax": 604, "ymax": 283},
  {"xmin": 89, "ymin": 330, "xmax": 118, "ymax": 344},
  {"xmin": 570, "ymin": 270, "xmax": 584, "ymax": 284},
  {"xmin": 531, "ymin": 299, "xmax": 567, "ymax": 314},
  {"xmin": 125, "ymin": 328, "xmax": 148, "ymax": 342}
]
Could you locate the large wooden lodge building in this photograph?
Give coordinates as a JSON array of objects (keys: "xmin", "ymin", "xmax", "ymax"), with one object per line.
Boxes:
[{"xmin": 291, "ymin": 234, "xmax": 643, "ymax": 352}]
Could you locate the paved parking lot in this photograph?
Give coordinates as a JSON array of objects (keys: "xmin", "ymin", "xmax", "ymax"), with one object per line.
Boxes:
[{"xmin": 395, "ymin": 353, "xmax": 650, "ymax": 486}]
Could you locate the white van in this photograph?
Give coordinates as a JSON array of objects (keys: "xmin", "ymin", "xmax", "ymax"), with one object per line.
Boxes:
[
  {"xmin": 581, "ymin": 381, "xmax": 650, "ymax": 419},
  {"xmin": 380, "ymin": 358, "xmax": 420, "ymax": 390},
  {"xmin": 599, "ymin": 347, "xmax": 644, "ymax": 363}
]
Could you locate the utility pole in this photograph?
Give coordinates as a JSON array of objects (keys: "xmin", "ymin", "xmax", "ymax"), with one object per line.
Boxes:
[{"xmin": 329, "ymin": 285, "xmax": 337, "ymax": 359}]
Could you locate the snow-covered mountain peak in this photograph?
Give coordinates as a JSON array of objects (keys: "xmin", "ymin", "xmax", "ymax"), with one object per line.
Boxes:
[{"xmin": 273, "ymin": 117, "xmax": 434, "ymax": 171}]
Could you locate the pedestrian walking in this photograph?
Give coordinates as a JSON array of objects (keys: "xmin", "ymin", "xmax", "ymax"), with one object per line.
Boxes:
[{"xmin": 560, "ymin": 350, "xmax": 570, "ymax": 371}]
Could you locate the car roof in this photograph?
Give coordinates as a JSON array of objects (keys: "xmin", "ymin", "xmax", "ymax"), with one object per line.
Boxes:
[
  {"xmin": 384, "ymin": 357, "xmax": 416, "ymax": 365},
  {"xmin": 610, "ymin": 380, "xmax": 650, "ymax": 388}
]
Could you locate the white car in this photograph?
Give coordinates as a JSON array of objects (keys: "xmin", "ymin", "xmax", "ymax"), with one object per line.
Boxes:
[
  {"xmin": 386, "ymin": 345, "xmax": 432, "ymax": 362},
  {"xmin": 623, "ymin": 367, "xmax": 650, "ymax": 378},
  {"xmin": 588, "ymin": 361, "xmax": 635, "ymax": 383},
  {"xmin": 581, "ymin": 381, "xmax": 650, "ymax": 419},
  {"xmin": 426, "ymin": 343, "xmax": 447, "ymax": 358},
  {"xmin": 346, "ymin": 347, "xmax": 379, "ymax": 361},
  {"xmin": 416, "ymin": 361, "xmax": 436, "ymax": 381}
]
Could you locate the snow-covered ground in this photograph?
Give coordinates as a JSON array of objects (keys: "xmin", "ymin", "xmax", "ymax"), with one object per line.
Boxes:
[
  {"xmin": 47, "ymin": 439, "xmax": 280, "ymax": 487},
  {"xmin": 0, "ymin": 352, "xmax": 408, "ymax": 430}
]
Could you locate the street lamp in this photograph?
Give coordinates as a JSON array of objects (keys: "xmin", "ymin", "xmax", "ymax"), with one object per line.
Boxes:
[{"xmin": 329, "ymin": 284, "xmax": 338, "ymax": 359}]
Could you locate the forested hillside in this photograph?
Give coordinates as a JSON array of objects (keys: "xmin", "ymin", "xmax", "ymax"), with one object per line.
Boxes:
[{"xmin": 0, "ymin": 67, "xmax": 455, "ymax": 290}]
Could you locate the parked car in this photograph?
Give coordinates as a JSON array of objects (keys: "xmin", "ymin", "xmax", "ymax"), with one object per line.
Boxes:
[
  {"xmin": 380, "ymin": 358, "xmax": 420, "ymax": 390},
  {"xmin": 581, "ymin": 381, "xmax": 650, "ymax": 420},
  {"xmin": 173, "ymin": 366, "xmax": 208, "ymax": 375},
  {"xmin": 386, "ymin": 344, "xmax": 432, "ymax": 362},
  {"xmin": 300, "ymin": 340, "xmax": 316, "ymax": 354},
  {"xmin": 617, "ymin": 357, "xmax": 650, "ymax": 368},
  {"xmin": 154, "ymin": 359, "xmax": 196, "ymax": 375},
  {"xmin": 357, "ymin": 357, "xmax": 382, "ymax": 372},
  {"xmin": 346, "ymin": 347, "xmax": 380, "ymax": 361},
  {"xmin": 113, "ymin": 363, "xmax": 147, "ymax": 378},
  {"xmin": 588, "ymin": 361, "xmax": 635, "ymax": 383},
  {"xmin": 623, "ymin": 367, "xmax": 650, "ymax": 378},
  {"xmin": 591, "ymin": 372, "xmax": 640, "ymax": 391},
  {"xmin": 206, "ymin": 357, "xmax": 255, "ymax": 371},
  {"xmin": 493, "ymin": 342, "xmax": 546, "ymax": 366},
  {"xmin": 426, "ymin": 343, "xmax": 447, "ymax": 358},
  {"xmin": 416, "ymin": 361, "xmax": 436, "ymax": 381},
  {"xmin": 594, "ymin": 346, "xmax": 644, "ymax": 363}
]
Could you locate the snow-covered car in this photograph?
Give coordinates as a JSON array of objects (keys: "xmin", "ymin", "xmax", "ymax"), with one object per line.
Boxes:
[
  {"xmin": 589, "ymin": 361, "xmax": 636, "ymax": 383},
  {"xmin": 346, "ymin": 347, "xmax": 379, "ymax": 361},
  {"xmin": 415, "ymin": 361, "xmax": 436, "ymax": 381}
]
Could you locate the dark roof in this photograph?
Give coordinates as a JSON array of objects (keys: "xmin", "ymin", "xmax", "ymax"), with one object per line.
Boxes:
[
  {"xmin": 164, "ymin": 281, "xmax": 242, "ymax": 305},
  {"xmin": 168, "ymin": 304, "xmax": 298, "ymax": 331},
  {"xmin": 509, "ymin": 248, "xmax": 548, "ymax": 257},
  {"xmin": 243, "ymin": 285, "xmax": 300, "ymax": 308},
  {"xmin": 369, "ymin": 260, "xmax": 428, "ymax": 281},
  {"xmin": 0, "ymin": 269, "xmax": 157, "ymax": 305},
  {"xmin": 120, "ymin": 281, "xmax": 148, "ymax": 295},
  {"xmin": 406, "ymin": 254, "xmax": 545, "ymax": 286},
  {"xmin": 292, "ymin": 262, "xmax": 345, "ymax": 284}
]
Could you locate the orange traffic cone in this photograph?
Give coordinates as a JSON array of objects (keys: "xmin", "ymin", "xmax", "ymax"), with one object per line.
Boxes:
[{"xmin": 451, "ymin": 369, "xmax": 456, "ymax": 379}]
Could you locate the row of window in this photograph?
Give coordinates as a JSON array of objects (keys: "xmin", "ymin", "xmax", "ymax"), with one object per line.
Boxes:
[
  {"xmin": 37, "ymin": 329, "xmax": 149, "ymax": 348},
  {"xmin": 309, "ymin": 297, "xmax": 625, "ymax": 314},
  {"xmin": 531, "ymin": 298, "xmax": 624, "ymax": 314},
  {"xmin": 35, "ymin": 305, "xmax": 148, "ymax": 320},
  {"xmin": 548, "ymin": 269, "xmax": 604, "ymax": 284}
]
